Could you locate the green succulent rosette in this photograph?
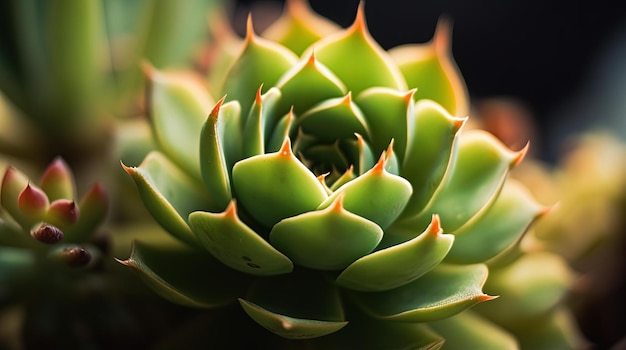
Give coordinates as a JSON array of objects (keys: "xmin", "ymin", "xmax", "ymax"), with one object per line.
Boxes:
[{"xmin": 120, "ymin": 1, "xmax": 571, "ymax": 348}]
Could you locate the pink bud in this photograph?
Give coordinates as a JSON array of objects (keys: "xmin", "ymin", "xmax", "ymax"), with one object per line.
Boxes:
[
  {"xmin": 18, "ymin": 184, "xmax": 49, "ymax": 218},
  {"xmin": 40, "ymin": 157, "xmax": 75, "ymax": 201},
  {"xmin": 47, "ymin": 199, "xmax": 80, "ymax": 226}
]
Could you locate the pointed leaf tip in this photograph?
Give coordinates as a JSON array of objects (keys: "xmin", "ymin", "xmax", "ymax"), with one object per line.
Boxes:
[
  {"xmin": 342, "ymin": 91, "xmax": 352, "ymax": 105},
  {"xmin": 350, "ymin": 1, "xmax": 367, "ymax": 35},
  {"xmin": 512, "ymin": 141, "xmax": 530, "ymax": 166},
  {"xmin": 210, "ymin": 95, "xmax": 227, "ymax": 118},
  {"xmin": 372, "ymin": 152, "xmax": 386, "ymax": 174},
  {"xmin": 18, "ymin": 183, "xmax": 49, "ymax": 217},
  {"xmin": 434, "ymin": 16, "xmax": 453, "ymax": 57},
  {"xmin": 429, "ymin": 214, "xmax": 442, "ymax": 235},
  {"xmin": 279, "ymin": 137, "xmax": 293, "ymax": 157},
  {"xmin": 246, "ymin": 13, "xmax": 256, "ymax": 42}
]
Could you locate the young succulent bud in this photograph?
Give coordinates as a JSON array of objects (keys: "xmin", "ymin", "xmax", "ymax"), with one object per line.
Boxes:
[
  {"xmin": 31, "ymin": 223, "xmax": 64, "ymax": 244},
  {"xmin": 40, "ymin": 157, "xmax": 75, "ymax": 202},
  {"xmin": 46, "ymin": 199, "xmax": 80, "ymax": 227},
  {"xmin": 18, "ymin": 183, "xmax": 50, "ymax": 219},
  {"xmin": 49, "ymin": 245, "xmax": 92, "ymax": 268}
]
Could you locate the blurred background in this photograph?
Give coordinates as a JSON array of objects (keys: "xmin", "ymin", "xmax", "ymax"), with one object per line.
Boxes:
[{"xmin": 234, "ymin": 0, "xmax": 626, "ymax": 162}]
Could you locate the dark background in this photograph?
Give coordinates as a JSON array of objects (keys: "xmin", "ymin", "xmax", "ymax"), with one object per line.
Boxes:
[{"xmin": 234, "ymin": 0, "xmax": 626, "ymax": 162}]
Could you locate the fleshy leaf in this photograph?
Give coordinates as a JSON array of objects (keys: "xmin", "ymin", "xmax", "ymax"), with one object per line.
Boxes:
[
  {"xmin": 1, "ymin": 166, "xmax": 30, "ymax": 226},
  {"xmin": 262, "ymin": 0, "xmax": 340, "ymax": 55},
  {"xmin": 232, "ymin": 138, "xmax": 328, "ymax": 228},
  {"xmin": 474, "ymin": 252, "xmax": 573, "ymax": 327},
  {"xmin": 403, "ymin": 130, "xmax": 527, "ymax": 232},
  {"xmin": 199, "ymin": 97, "xmax": 234, "ymax": 211},
  {"xmin": 18, "ymin": 183, "xmax": 49, "ymax": 220},
  {"xmin": 267, "ymin": 108, "xmax": 294, "ymax": 152},
  {"xmin": 318, "ymin": 155, "xmax": 412, "ymax": 229},
  {"xmin": 63, "ymin": 183, "xmax": 108, "ymax": 243},
  {"xmin": 146, "ymin": 65, "xmax": 213, "ymax": 179},
  {"xmin": 239, "ymin": 271, "xmax": 347, "ymax": 339},
  {"xmin": 390, "ymin": 18, "xmax": 468, "ymax": 116},
  {"xmin": 221, "ymin": 16, "xmax": 298, "ymax": 118},
  {"xmin": 337, "ymin": 215, "xmax": 454, "ymax": 291},
  {"xmin": 355, "ymin": 87, "xmax": 415, "ymax": 161},
  {"xmin": 445, "ymin": 179, "xmax": 545, "ymax": 264},
  {"xmin": 399, "ymin": 100, "xmax": 465, "ymax": 218},
  {"xmin": 242, "ymin": 86, "xmax": 281, "ymax": 158},
  {"xmin": 189, "ymin": 201, "xmax": 293, "ymax": 276},
  {"xmin": 123, "ymin": 151, "xmax": 216, "ymax": 247},
  {"xmin": 351, "ymin": 264, "xmax": 494, "ymax": 322},
  {"xmin": 309, "ymin": 3, "xmax": 407, "ymax": 94},
  {"xmin": 316, "ymin": 313, "xmax": 444, "ymax": 350},
  {"xmin": 39, "ymin": 157, "xmax": 75, "ymax": 201},
  {"xmin": 297, "ymin": 93, "xmax": 369, "ymax": 143},
  {"xmin": 118, "ymin": 238, "xmax": 248, "ymax": 308},
  {"xmin": 270, "ymin": 194, "xmax": 383, "ymax": 270},
  {"xmin": 275, "ymin": 51, "xmax": 346, "ymax": 117},
  {"xmin": 429, "ymin": 311, "xmax": 519, "ymax": 350}
]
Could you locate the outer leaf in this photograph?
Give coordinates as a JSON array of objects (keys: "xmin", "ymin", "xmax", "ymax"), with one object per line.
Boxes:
[
  {"xmin": 474, "ymin": 252, "xmax": 574, "ymax": 328},
  {"xmin": 221, "ymin": 16, "xmax": 298, "ymax": 118},
  {"xmin": 146, "ymin": 66, "xmax": 213, "ymax": 179},
  {"xmin": 309, "ymin": 3, "xmax": 406, "ymax": 95},
  {"xmin": 1, "ymin": 166, "xmax": 30, "ymax": 227},
  {"xmin": 317, "ymin": 311, "xmax": 444, "ymax": 350},
  {"xmin": 390, "ymin": 19, "xmax": 468, "ymax": 116},
  {"xmin": 275, "ymin": 51, "xmax": 346, "ymax": 118},
  {"xmin": 199, "ymin": 97, "xmax": 234, "ymax": 211},
  {"xmin": 445, "ymin": 179, "xmax": 545, "ymax": 264},
  {"xmin": 337, "ymin": 215, "xmax": 453, "ymax": 292},
  {"xmin": 351, "ymin": 264, "xmax": 494, "ymax": 322},
  {"xmin": 232, "ymin": 138, "xmax": 328, "ymax": 228},
  {"xmin": 355, "ymin": 87, "xmax": 414, "ymax": 161},
  {"xmin": 239, "ymin": 271, "xmax": 347, "ymax": 339},
  {"xmin": 429, "ymin": 311, "xmax": 519, "ymax": 350},
  {"xmin": 118, "ymin": 239, "xmax": 248, "ymax": 309},
  {"xmin": 123, "ymin": 151, "xmax": 215, "ymax": 247},
  {"xmin": 262, "ymin": 0, "xmax": 340, "ymax": 55},
  {"xmin": 318, "ymin": 155, "xmax": 412, "ymax": 229},
  {"xmin": 270, "ymin": 195, "xmax": 383, "ymax": 270},
  {"xmin": 399, "ymin": 100, "xmax": 465, "ymax": 218},
  {"xmin": 189, "ymin": 201, "xmax": 293, "ymax": 276},
  {"xmin": 403, "ymin": 130, "xmax": 527, "ymax": 232}
]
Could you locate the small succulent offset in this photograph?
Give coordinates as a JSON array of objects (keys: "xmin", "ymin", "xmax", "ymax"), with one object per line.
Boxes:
[{"xmin": 121, "ymin": 1, "xmax": 577, "ymax": 348}]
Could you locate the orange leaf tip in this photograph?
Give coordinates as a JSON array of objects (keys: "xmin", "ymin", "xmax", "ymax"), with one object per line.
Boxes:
[
  {"xmin": 349, "ymin": 1, "xmax": 368, "ymax": 36},
  {"xmin": 403, "ymin": 88, "xmax": 417, "ymax": 103},
  {"xmin": 210, "ymin": 95, "xmax": 227, "ymax": 119},
  {"xmin": 372, "ymin": 153, "xmax": 386, "ymax": 175},
  {"xmin": 330, "ymin": 192, "xmax": 345, "ymax": 212},
  {"xmin": 512, "ymin": 141, "xmax": 530, "ymax": 167},
  {"xmin": 245, "ymin": 13, "xmax": 261, "ymax": 43},
  {"xmin": 433, "ymin": 16, "xmax": 453, "ymax": 57},
  {"xmin": 255, "ymin": 84, "xmax": 264, "ymax": 105},
  {"xmin": 279, "ymin": 138, "xmax": 293, "ymax": 157},
  {"xmin": 341, "ymin": 91, "xmax": 352, "ymax": 105},
  {"xmin": 224, "ymin": 200, "xmax": 238, "ymax": 218},
  {"xmin": 427, "ymin": 214, "xmax": 442, "ymax": 236},
  {"xmin": 385, "ymin": 139, "xmax": 395, "ymax": 161}
]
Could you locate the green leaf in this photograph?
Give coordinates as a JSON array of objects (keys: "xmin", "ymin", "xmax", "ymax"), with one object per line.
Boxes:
[
  {"xmin": 262, "ymin": 0, "xmax": 340, "ymax": 56},
  {"xmin": 1, "ymin": 166, "xmax": 30, "ymax": 227},
  {"xmin": 351, "ymin": 264, "xmax": 494, "ymax": 322},
  {"xmin": 429, "ymin": 311, "xmax": 519, "ymax": 350},
  {"xmin": 118, "ymin": 238, "xmax": 248, "ymax": 309},
  {"xmin": 123, "ymin": 151, "xmax": 215, "ymax": 247},
  {"xmin": 337, "ymin": 215, "xmax": 453, "ymax": 291},
  {"xmin": 48, "ymin": 0, "xmax": 103, "ymax": 125},
  {"xmin": 242, "ymin": 86, "xmax": 281, "ymax": 158},
  {"xmin": 445, "ymin": 179, "xmax": 545, "ymax": 264},
  {"xmin": 239, "ymin": 271, "xmax": 347, "ymax": 339},
  {"xmin": 267, "ymin": 109, "xmax": 294, "ymax": 152},
  {"xmin": 146, "ymin": 66, "xmax": 213, "ymax": 179},
  {"xmin": 399, "ymin": 100, "xmax": 465, "ymax": 219},
  {"xmin": 515, "ymin": 307, "xmax": 585, "ymax": 350},
  {"xmin": 355, "ymin": 87, "xmax": 414, "ymax": 161},
  {"xmin": 390, "ymin": 19, "xmax": 468, "ymax": 116},
  {"xmin": 297, "ymin": 93, "xmax": 369, "ymax": 143},
  {"xmin": 474, "ymin": 252, "xmax": 574, "ymax": 328},
  {"xmin": 63, "ymin": 183, "xmax": 108, "ymax": 243},
  {"xmin": 310, "ymin": 4, "xmax": 406, "ymax": 95},
  {"xmin": 317, "ymin": 311, "xmax": 444, "ymax": 350},
  {"xmin": 199, "ymin": 98, "xmax": 237, "ymax": 212},
  {"xmin": 232, "ymin": 138, "xmax": 328, "ymax": 228},
  {"xmin": 221, "ymin": 17, "xmax": 298, "ymax": 118},
  {"xmin": 39, "ymin": 157, "xmax": 75, "ymax": 202},
  {"xmin": 275, "ymin": 51, "xmax": 346, "ymax": 117},
  {"xmin": 189, "ymin": 201, "xmax": 293, "ymax": 276},
  {"xmin": 270, "ymin": 195, "xmax": 383, "ymax": 270},
  {"xmin": 403, "ymin": 130, "xmax": 526, "ymax": 232},
  {"xmin": 318, "ymin": 155, "xmax": 412, "ymax": 229}
]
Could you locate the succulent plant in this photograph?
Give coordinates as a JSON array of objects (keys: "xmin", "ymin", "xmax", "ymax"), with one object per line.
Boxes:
[{"xmin": 120, "ymin": 1, "xmax": 582, "ymax": 348}]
